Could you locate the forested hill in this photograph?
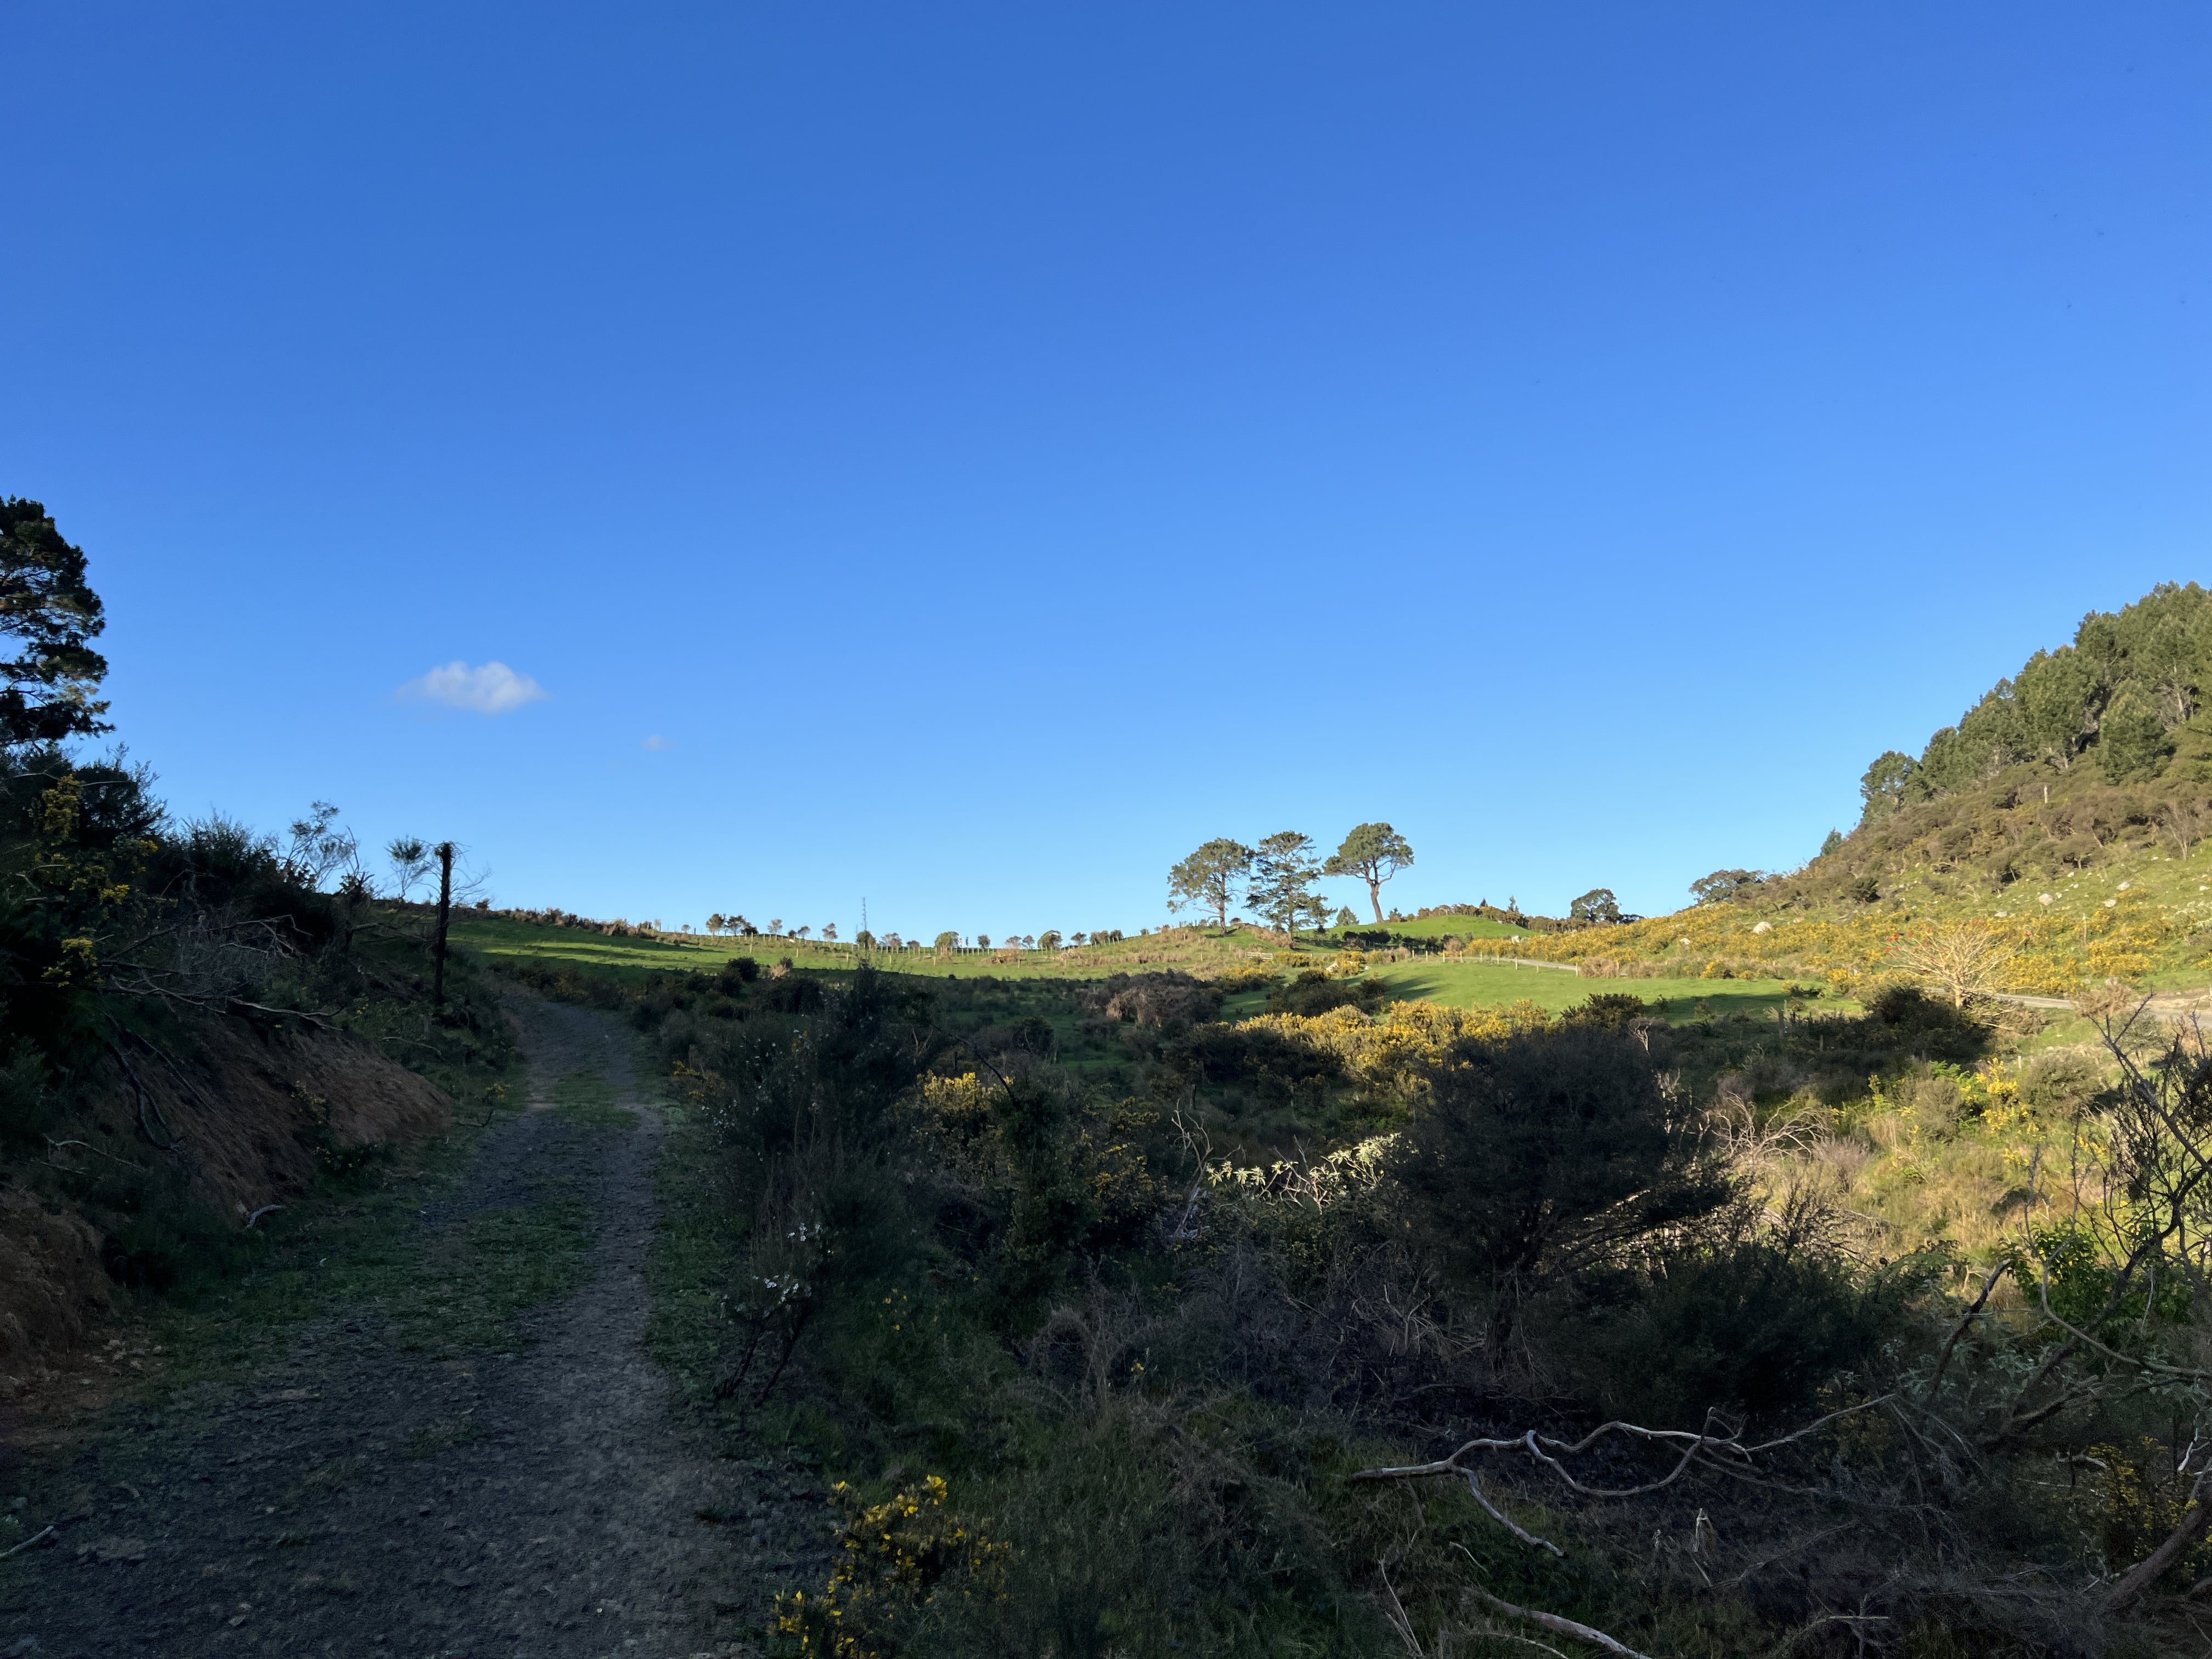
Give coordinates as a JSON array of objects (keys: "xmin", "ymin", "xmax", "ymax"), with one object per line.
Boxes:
[
  {"xmin": 1804, "ymin": 581, "xmax": 2212, "ymax": 907},
  {"xmin": 1859, "ymin": 581, "xmax": 2212, "ymax": 814},
  {"xmin": 1453, "ymin": 583, "xmax": 2212, "ymax": 996}
]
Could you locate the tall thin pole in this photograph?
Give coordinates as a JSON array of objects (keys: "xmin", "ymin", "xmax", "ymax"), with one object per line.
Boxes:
[{"xmin": 432, "ymin": 842, "xmax": 455, "ymax": 1007}]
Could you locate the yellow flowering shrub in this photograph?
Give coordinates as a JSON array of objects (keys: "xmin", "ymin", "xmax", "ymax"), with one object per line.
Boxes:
[
  {"xmin": 1235, "ymin": 997, "xmax": 1552, "ymax": 1098},
  {"xmin": 1455, "ymin": 896, "xmax": 2172, "ymax": 996},
  {"xmin": 1213, "ymin": 962, "xmax": 1279, "ymax": 992},
  {"xmin": 775, "ymin": 1475, "xmax": 1011, "ymax": 1658}
]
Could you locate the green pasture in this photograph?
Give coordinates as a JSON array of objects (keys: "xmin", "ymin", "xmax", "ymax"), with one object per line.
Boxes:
[
  {"xmin": 1321, "ymin": 912, "xmax": 1532, "ymax": 941},
  {"xmin": 457, "ymin": 911, "xmax": 1833, "ymax": 1026},
  {"xmin": 452, "ymin": 915, "xmax": 1301, "ymax": 982},
  {"xmin": 449, "ymin": 913, "xmax": 721, "ymax": 974},
  {"xmin": 1370, "ymin": 956, "xmax": 1826, "ymax": 1021}
]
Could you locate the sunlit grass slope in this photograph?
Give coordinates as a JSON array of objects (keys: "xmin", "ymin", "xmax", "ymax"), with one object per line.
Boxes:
[
  {"xmin": 1370, "ymin": 956, "xmax": 1812, "ymax": 1019},
  {"xmin": 1448, "ymin": 848, "xmax": 2212, "ymax": 998},
  {"xmin": 453, "ymin": 916, "xmax": 1300, "ymax": 983},
  {"xmin": 453, "ymin": 912, "xmax": 1829, "ymax": 1024},
  {"xmin": 1327, "ymin": 913, "xmax": 1532, "ymax": 941}
]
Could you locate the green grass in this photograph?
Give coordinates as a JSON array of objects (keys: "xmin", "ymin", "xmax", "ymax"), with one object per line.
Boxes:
[
  {"xmin": 452, "ymin": 912, "xmax": 724, "ymax": 974},
  {"xmin": 455, "ymin": 914, "xmax": 1304, "ymax": 983},
  {"xmin": 464, "ymin": 910, "xmax": 1830, "ymax": 1028},
  {"xmin": 119, "ymin": 1094, "xmax": 597, "ymax": 1393},
  {"xmin": 1324, "ymin": 912, "xmax": 1532, "ymax": 941},
  {"xmin": 1370, "ymin": 957, "xmax": 1828, "ymax": 1020},
  {"xmin": 551, "ymin": 1068, "xmax": 640, "ymax": 1128},
  {"xmin": 645, "ymin": 1098, "xmax": 739, "ymax": 1411}
]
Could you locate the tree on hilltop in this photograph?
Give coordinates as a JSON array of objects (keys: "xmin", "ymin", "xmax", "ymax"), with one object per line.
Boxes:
[
  {"xmin": 1247, "ymin": 831, "xmax": 1323, "ymax": 939},
  {"xmin": 1333, "ymin": 905, "xmax": 1358, "ymax": 931},
  {"xmin": 1689, "ymin": 869, "xmax": 1764, "ymax": 905},
  {"xmin": 1324, "ymin": 823, "xmax": 1413, "ymax": 924},
  {"xmin": 2016, "ymin": 646, "xmax": 2100, "ymax": 773},
  {"xmin": 822, "ymin": 923, "xmax": 838, "ymax": 942},
  {"xmin": 1169, "ymin": 838, "xmax": 1254, "ymax": 933},
  {"xmin": 1858, "ymin": 752, "xmax": 1921, "ymax": 822},
  {"xmin": 0, "ymin": 498, "xmax": 111, "ymax": 749},
  {"xmin": 934, "ymin": 930, "xmax": 959, "ymax": 955},
  {"xmin": 1569, "ymin": 888, "xmax": 1621, "ymax": 923}
]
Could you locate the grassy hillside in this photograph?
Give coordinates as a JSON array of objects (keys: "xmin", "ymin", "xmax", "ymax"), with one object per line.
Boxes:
[
  {"xmin": 1437, "ymin": 793, "xmax": 2205, "ymax": 999},
  {"xmin": 455, "ymin": 910, "xmax": 1824, "ymax": 1025},
  {"xmin": 453, "ymin": 913, "xmax": 1299, "ymax": 981},
  {"xmin": 1338, "ymin": 912, "xmax": 1532, "ymax": 941},
  {"xmin": 1427, "ymin": 582, "xmax": 2212, "ymax": 1003},
  {"xmin": 1369, "ymin": 955, "xmax": 1805, "ymax": 1018}
]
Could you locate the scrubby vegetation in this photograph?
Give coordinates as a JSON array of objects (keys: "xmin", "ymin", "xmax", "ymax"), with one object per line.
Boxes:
[
  {"xmin": 482, "ymin": 916, "xmax": 2212, "ymax": 1655},
  {"xmin": 23, "ymin": 496, "xmax": 2212, "ymax": 1657},
  {"xmin": 0, "ymin": 498, "xmax": 512, "ymax": 1389}
]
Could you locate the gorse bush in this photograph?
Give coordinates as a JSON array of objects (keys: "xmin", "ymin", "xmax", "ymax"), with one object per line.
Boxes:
[
  {"xmin": 1568, "ymin": 1226, "xmax": 1917, "ymax": 1424},
  {"xmin": 774, "ymin": 1475, "xmax": 1011, "ymax": 1658},
  {"xmin": 1389, "ymin": 1023, "xmax": 1734, "ymax": 1352},
  {"xmin": 625, "ymin": 955, "xmax": 2123, "ymax": 1656}
]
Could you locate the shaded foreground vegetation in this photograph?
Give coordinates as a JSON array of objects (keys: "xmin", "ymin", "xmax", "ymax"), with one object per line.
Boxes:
[
  {"xmin": 497, "ymin": 938, "xmax": 2212, "ymax": 1657},
  {"xmin": 0, "ymin": 739, "xmax": 516, "ymax": 1407}
]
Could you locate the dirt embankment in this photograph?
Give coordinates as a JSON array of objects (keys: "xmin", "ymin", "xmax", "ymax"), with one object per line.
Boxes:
[{"xmin": 0, "ymin": 1020, "xmax": 453, "ymax": 1406}]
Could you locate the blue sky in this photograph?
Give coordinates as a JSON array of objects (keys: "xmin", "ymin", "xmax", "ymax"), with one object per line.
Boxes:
[{"xmin": 5, "ymin": 4, "xmax": 2207, "ymax": 937}]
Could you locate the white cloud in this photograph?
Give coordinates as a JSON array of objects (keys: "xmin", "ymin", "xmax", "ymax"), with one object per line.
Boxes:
[
  {"xmin": 641, "ymin": 734, "xmax": 672, "ymax": 751},
  {"xmin": 399, "ymin": 661, "xmax": 548, "ymax": 715}
]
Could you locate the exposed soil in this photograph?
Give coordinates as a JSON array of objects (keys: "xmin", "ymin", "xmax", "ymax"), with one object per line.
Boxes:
[
  {"xmin": 1, "ymin": 1022, "xmax": 456, "ymax": 1397},
  {"xmin": 0, "ymin": 997, "xmax": 828, "ymax": 1658}
]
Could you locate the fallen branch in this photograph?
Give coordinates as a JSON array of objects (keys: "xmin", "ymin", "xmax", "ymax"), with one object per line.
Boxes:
[
  {"xmin": 42, "ymin": 1136, "xmax": 146, "ymax": 1172},
  {"xmin": 1466, "ymin": 1587, "xmax": 1652, "ymax": 1659},
  {"xmin": 1350, "ymin": 1400, "xmax": 1891, "ymax": 1503},
  {"xmin": 2107, "ymin": 1466, "xmax": 2212, "ymax": 1613},
  {"xmin": 245, "ymin": 1205, "xmax": 284, "ymax": 1229},
  {"xmin": 1, "ymin": 1525, "xmax": 54, "ymax": 1557},
  {"xmin": 1466, "ymin": 1471, "xmax": 1564, "ymax": 1557}
]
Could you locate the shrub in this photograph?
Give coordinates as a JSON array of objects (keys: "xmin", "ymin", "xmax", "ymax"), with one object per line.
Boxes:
[
  {"xmin": 775, "ymin": 1475, "xmax": 1011, "ymax": 1657},
  {"xmin": 1263, "ymin": 970, "xmax": 1385, "ymax": 1018},
  {"xmin": 1390, "ymin": 1024, "xmax": 1731, "ymax": 1348},
  {"xmin": 1570, "ymin": 1236, "xmax": 1910, "ymax": 1425}
]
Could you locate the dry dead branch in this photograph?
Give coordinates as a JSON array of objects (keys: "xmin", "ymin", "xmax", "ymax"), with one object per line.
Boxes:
[
  {"xmin": 1350, "ymin": 1399, "xmax": 1892, "ymax": 1508},
  {"xmin": 1466, "ymin": 1587, "xmax": 1652, "ymax": 1658}
]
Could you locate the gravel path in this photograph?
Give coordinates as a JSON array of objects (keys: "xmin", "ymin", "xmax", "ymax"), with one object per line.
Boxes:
[{"xmin": 1, "ymin": 997, "xmax": 819, "ymax": 1659}]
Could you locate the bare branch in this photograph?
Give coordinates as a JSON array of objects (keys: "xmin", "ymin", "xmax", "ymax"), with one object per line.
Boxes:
[
  {"xmin": 1466, "ymin": 1587, "xmax": 1654, "ymax": 1659},
  {"xmin": 1929, "ymin": 1260, "xmax": 2010, "ymax": 1391},
  {"xmin": 1465, "ymin": 1470, "xmax": 1564, "ymax": 1556}
]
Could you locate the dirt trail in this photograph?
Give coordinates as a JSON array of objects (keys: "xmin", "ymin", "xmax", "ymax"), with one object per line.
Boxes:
[{"xmin": 2, "ymin": 998, "xmax": 819, "ymax": 1659}]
